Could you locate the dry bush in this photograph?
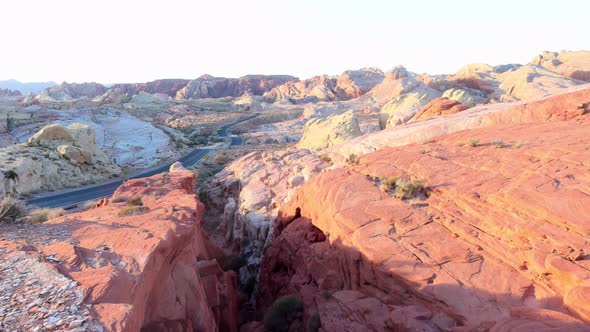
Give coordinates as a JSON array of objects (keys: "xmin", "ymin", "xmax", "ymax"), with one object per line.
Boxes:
[
  {"xmin": 28, "ymin": 207, "xmax": 65, "ymax": 223},
  {"xmin": 0, "ymin": 196, "xmax": 26, "ymax": 223}
]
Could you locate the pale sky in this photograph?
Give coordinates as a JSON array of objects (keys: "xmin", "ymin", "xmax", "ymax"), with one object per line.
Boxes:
[{"xmin": 0, "ymin": 0, "xmax": 588, "ymax": 83}]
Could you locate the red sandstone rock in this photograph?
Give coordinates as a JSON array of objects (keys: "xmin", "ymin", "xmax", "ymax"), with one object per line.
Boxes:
[
  {"xmin": 0, "ymin": 168, "xmax": 238, "ymax": 331},
  {"xmin": 258, "ymin": 106, "xmax": 590, "ymax": 330},
  {"xmin": 410, "ymin": 97, "xmax": 470, "ymax": 122}
]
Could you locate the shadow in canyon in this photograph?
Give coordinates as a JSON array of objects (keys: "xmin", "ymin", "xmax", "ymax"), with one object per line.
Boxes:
[{"xmin": 249, "ymin": 209, "xmax": 590, "ymax": 331}]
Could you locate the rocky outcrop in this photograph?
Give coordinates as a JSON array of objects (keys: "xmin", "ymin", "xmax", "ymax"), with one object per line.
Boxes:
[
  {"xmin": 334, "ymin": 68, "xmax": 385, "ymax": 100},
  {"xmin": 176, "ymin": 75, "xmax": 296, "ymax": 100},
  {"xmin": 205, "ymin": 149, "xmax": 328, "ymax": 318},
  {"xmin": 409, "ymin": 97, "xmax": 470, "ymax": 122},
  {"xmin": 111, "ymin": 79, "xmax": 191, "ymax": 97},
  {"xmin": 491, "ymin": 64, "xmax": 582, "ymax": 102},
  {"xmin": 532, "ymin": 50, "xmax": 590, "ymax": 82},
  {"xmin": 0, "ymin": 167, "xmax": 239, "ymax": 331},
  {"xmin": 442, "ymin": 88, "xmax": 477, "ymax": 106},
  {"xmin": 334, "ymin": 83, "xmax": 590, "ymax": 160},
  {"xmin": 256, "ymin": 102, "xmax": 590, "ymax": 330},
  {"xmin": 0, "ymin": 88, "xmax": 21, "ymax": 97},
  {"xmin": 379, "ymin": 89, "xmax": 440, "ymax": 129},
  {"xmin": 263, "ymin": 76, "xmax": 337, "ymax": 103},
  {"xmin": 296, "ymin": 110, "xmax": 362, "ymax": 150},
  {"xmin": 0, "ymin": 123, "xmax": 120, "ymax": 194},
  {"xmin": 36, "ymin": 82, "xmax": 108, "ymax": 101},
  {"xmin": 263, "ymin": 68, "xmax": 384, "ymax": 103}
]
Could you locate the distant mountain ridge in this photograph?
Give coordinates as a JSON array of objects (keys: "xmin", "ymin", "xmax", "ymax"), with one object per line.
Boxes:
[{"xmin": 0, "ymin": 79, "xmax": 57, "ymax": 94}]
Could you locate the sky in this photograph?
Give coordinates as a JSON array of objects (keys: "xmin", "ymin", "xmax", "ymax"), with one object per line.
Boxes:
[{"xmin": 0, "ymin": 0, "xmax": 588, "ymax": 83}]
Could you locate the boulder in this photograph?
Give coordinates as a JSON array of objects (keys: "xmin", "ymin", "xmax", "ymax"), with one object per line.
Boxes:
[
  {"xmin": 409, "ymin": 97, "xmax": 470, "ymax": 122},
  {"xmin": 379, "ymin": 88, "xmax": 440, "ymax": 129},
  {"xmin": 442, "ymin": 87, "xmax": 477, "ymax": 106},
  {"xmin": 297, "ymin": 110, "xmax": 362, "ymax": 150}
]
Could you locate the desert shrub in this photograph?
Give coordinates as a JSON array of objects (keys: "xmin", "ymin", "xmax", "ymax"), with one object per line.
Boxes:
[
  {"xmin": 379, "ymin": 176, "xmax": 399, "ymax": 194},
  {"xmin": 308, "ymin": 313, "xmax": 321, "ymax": 332},
  {"xmin": 491, "ymin": 140, "xmax": 504, "ymax": 148},
  {"xmin": 346, "ymin": 153, "xmax": 359, "ymax": 165},
  {"xmin": 127, "ymin": 196, "xmax": 143, "ymax": 206},
  {"xmin": 319, "ymin": 153, "xmax": 332, "ymax": 163},
  {"xmin": 81, "ymin": 200, "xmax": 98, "ymax": 211},
  {"xmin": 322, "ymin": 291, "xmax": 333, "ymax": 300},
  {"xmin": 28, "ymin": 208, "xmax": 65, "ymax": 222},
  {"xmin": 117, "ymin": 204, "xmax": 149, "ymax": 216},
  {"xmin": 263, "ymin": 295, "xmax": 304, "ymax": 332},
  {"xmin": 394, "ymin": 179, "xmax": 427, "ymax": 200},
  {"xmin": 224, "ymin": 254, "xmax": 247, "ymax": 272},
  {"xmin": 513, "ymin": 143, "xmax": 523, "ymax": 149},
  {"xmin": 213, "ymin": 152, "xmax": 231, "ymax": 164},
  {"xmin": 0, "ymin": 196, "xmax": 26, "ymax": 223},
  {"xmin": 468, "ymin": 138, "xmax": 479, "ymax": 147},
  {"xmin": 3, "ymin": 170, "xmax": 18, "ymax": 180},
  {"xmin": 111, "ymin": 196, "xmax": 126, "ymax": 203}
]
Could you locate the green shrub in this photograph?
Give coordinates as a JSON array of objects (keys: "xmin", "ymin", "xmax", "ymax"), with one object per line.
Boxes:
[
  {"xmin": 118, "ymin": 205, "xmax": 149, "ymax": 216},
  {"xmin": 322, "ymin": 291, "xmax": 333, "ymax": 300},
  {"xmin": 468, "ymin": 138, "xmax": 479, "ymax": 147},
  {"xmin": 346, "ymin": 153, "xmax": 359, "ymax": 165},
  {"xmin": 308, "ymin": 313, "xmax": 321, "ymax": 332},
  {"xmin": 491, "ymin": 140, "xmax": 504, "ymax": 148},
  {"xmin": 263, "ymin": 295, "xmax": 304, "ymax": 332},
  {"xmin": 28, "ymin": 208, "xmax": 65, "ymax": 222},
  {"xmin": 127, "ymin": 196, "xmax": 143, "ymax": 206},
  {"xmin": 394, "ymin": 179, "xmax": 427, "ymax": 200},
  {"xmin": 319, "ymin": 153, "xmax": 332, "ymax": 163},
  {"xmin": 0, "ymin": 196, "xmax": 26, "ymax": 223},
  {"xmin": 379, "ymin": 176, "xmax": 399, "ymax": 194}
]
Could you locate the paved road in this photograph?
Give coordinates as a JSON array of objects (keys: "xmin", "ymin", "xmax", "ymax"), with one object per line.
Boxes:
[{"xmin": 26, "ymin": 114, "xmax": 257, "ymax": 209}]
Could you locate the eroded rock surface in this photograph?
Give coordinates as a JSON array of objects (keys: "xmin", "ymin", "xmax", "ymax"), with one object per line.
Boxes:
[
  {"xmin": 532, "ymin": 50, "xmax": 590, "ymax": 82},
  {"xmin": 296, "ymin": 110, "xmax": 362, "ymax": 151},
  {"xmin": 0, "ymin": 167, "xmax": 238, "ymax": 331},
  {"xmin": 0, "ymin": 123, "xmax": 121, "ymax": 194},
  {"xmin": 334, "ymin": 83, "xmax": 590, "ymax": 160},
  {"xmin": 257, "ymin": 104, "xmax": 590, "ymax": 330}
]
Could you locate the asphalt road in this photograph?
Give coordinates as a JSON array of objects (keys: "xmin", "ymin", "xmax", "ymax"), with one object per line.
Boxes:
[{"xmin": 26, "ymin": 114, "xmax": 257, "ymax": 209}]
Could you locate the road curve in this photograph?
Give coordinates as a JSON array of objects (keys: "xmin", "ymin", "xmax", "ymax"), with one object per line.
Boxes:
[{"xmin": 26, "ymin": 114, "xmax": 258, "ymax": 209}]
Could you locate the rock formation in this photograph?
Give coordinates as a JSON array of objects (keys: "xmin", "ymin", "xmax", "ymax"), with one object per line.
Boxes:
[
  {"xmin": 176, "ymin": 75, "xmax": 296, "ymax": 100},
  {"xmin": 442, "ymin": 88, "xmax": 477, "ymax": 106},
  {"xmin": 263, "ymin": 68, "xmax": 384, "ymax": 103},
  {"xmin": 334, "ymin": 83, "xmax": 590, "ymax": 160},
  {"xmin": 532, "ymin": 50, "xmax": 590, "ymax": 82},
  {"xmin": 0, "ymin": 88, "xmax": 21, "ymax": 97},
  {"xmin": 256, "ymin": 90, "xmax": 590, "ymax": 330},
  {"xmin": 296, "ymin": 110, "xmax": 362, "ymax": 150},
  {"xmin": 409, "ymin": 97, "xmax": 470, "ymax": 122},
  {"xmin": 379, "ymin": 89, "xmax": 440, "ymax": 129},
  {"xmin": 491, "ymin": 64, "xmax": 582, "ymax": 102},
  {"xmin": 36, "ymin": 82, "xmax": 108, "ymax": 101},
  {"xmin": 0, "ymin": 123, "xmax": 120, "ymax": 194},
  {"xmin": 111, "ymin": 79, "xmax": 191, "ymax": 98},
  {"xmin": 0, "ymin": 166, "xmax": 238, "ymax": 331},
  {"xmin": 205, "ymin": 149, "xmax": 328, "ymax": 317}
]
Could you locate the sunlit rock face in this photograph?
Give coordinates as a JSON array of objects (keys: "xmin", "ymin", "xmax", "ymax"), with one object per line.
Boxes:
[
  {"xmin": 0, "ymin": 123, "xmax": 121, "ymax": 194},
  {"xmin": 256, "ymin": 88, "xmax": 590, "ymax": 330},
  {"xmin": 176, "ymin": 75, "xmax": 297, "ymax": 100},
  {"xmin": 532, "ymin": 50, "xmax": 590, "ymax": 82},
  {"xmin": 0, "ymin": 167, "xmax": 239, "ymax": 331}
]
